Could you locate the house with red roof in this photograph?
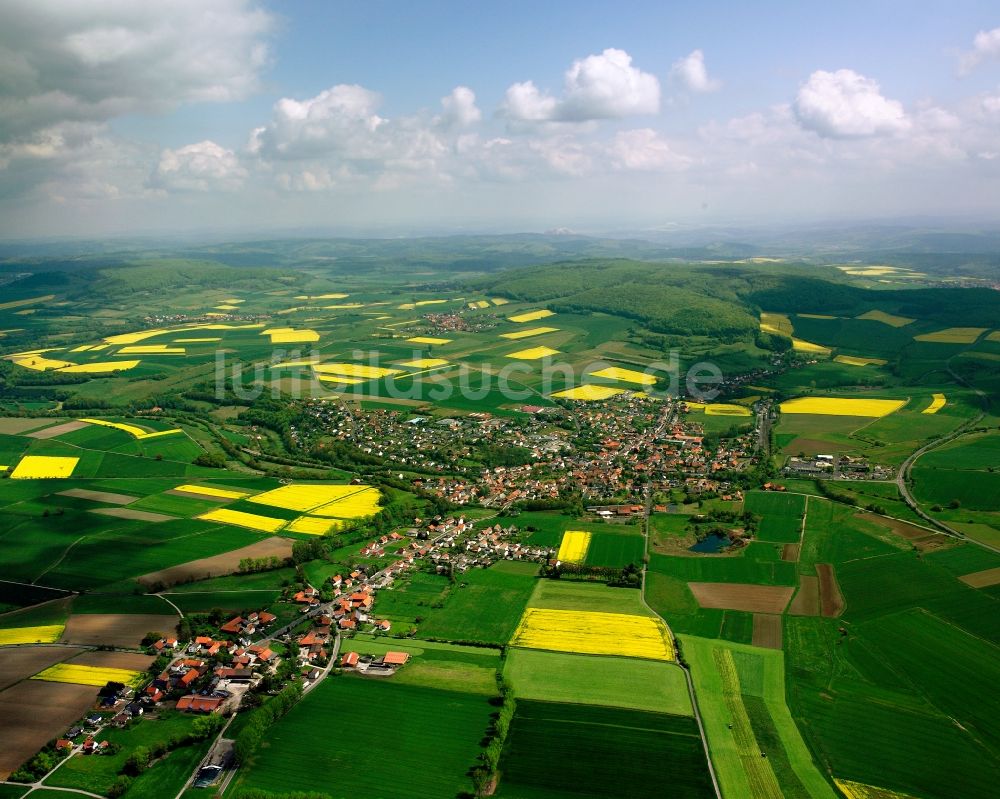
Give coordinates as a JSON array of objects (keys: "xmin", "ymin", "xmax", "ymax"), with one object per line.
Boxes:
[{"xmin": 176, "ymin": 695, "xmax": 224, "ymax": 713}]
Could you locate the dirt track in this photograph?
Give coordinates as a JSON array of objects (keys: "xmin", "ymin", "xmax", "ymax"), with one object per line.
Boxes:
[
  {"xmin": 90, "ymin": 507, "xmax": 175, "ymax": 522},
  {"xmin": 0, "ymin": 680, "xmax": 97, "ymax": 779},
  {"xmin": 61, "ymin": 613, "xmax": 178, "ymax": 648},
  {"xmin": 138, "ymin": 536, "xmax": 293, "ymax": 588},
  {"xmin": 687, "ymin": 582, "xmax": 794, "ymax": 614}
]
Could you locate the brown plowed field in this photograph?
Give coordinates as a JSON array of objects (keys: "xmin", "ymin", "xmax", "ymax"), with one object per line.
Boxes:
[
  {"xmin": 787, "ymin": 576, "xmax": 820, "ymax": 616},
  {"xmin": 960, "ymin": 567, "xmax": 1000, "ymax": 588},
  {"xmin": 68, "ymin": 651, "xmax": 153, "ymax": 671},
  {"xmin": 687, "ymin": 582, "xmax": 794, "ymax": 614},
  {"xmin": 26, "ymin": 420, "xmax": 87, "ymax": 439},
  {"xmin": 752, "ymin": 614, "xmax": 782, "ymax": 649},
  {"xmin": 781, "ymin": 543, "xmax": 800, "ymax": 562},
  {"xmin": 817, "ymin": 564, "xmax": 845, "ymax": 617},
  {"xmin": 60, "ymin": 614, "xmax": 178, "ymax": 648},
  {"xmin": 59, "ymin": 488, "xmax": 138, "ymax": 505},
  {"xmin": 138, "ymin": 536, "xmax": 292, "ymax": 588},
  {"xmin": 0, "ymin": 680, "xmax": 97, "ymax": 779},
  {"xmin": 90, "ymin": 507, "xmax": 174, "ymax": 522},
  {"xmin": 0, "ymin": 646, "xmax": 83, "ymax": 691}
]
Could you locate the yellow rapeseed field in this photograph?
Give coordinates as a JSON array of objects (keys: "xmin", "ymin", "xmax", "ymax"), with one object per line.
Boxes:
[
  {"xmin": 249, "ymin": 484, "xmax": 368, "ymax": 512},
  {"xmin": 214, "ymin": 304, "xmax": 239, "ymax": 311},
  {"xmin": 407, "ymin": 336, "xmax": 452, "ymax": 345},
  {"xmin": 286, "ymin": 516, "xmax": 343, "ymax": 535},
  {"xmin": 174, "ymin": 338, "xmax": 222, "ymax": 343},
  {"xmin": 490, "ymin": 298, "xmax": 509, "ymax": 305},
  {"xmin": 834, "ymin": 355, "xmax": 887, "ymax": 367},
  {"xmin": 397, "ymin": 358, "xmax": 449, "ymax": 368},
  {"xmin": 551, "ymin": 385, "xmax": 627, "ymax": 401},
  {"xmin": 118, "ymin": 345, "xmax": 186, "ymax": 354},
  {"xmin": 312, "ymin": 363, "xmax": 402, "ymax": 379},
  {"xmin": 80, "ymin": 418, "xmax": 181, "ymax": 440},
  {"xmin": 833, "ymin": 778, "xmax": 918, "ymax": 799},
  {"xmin": 791, "ymin": 338, "xmax": 832, "ymax": 355},
  {"xmin": 323, "ymin": 303, "xmax": 365, "ymax": 309},
  {"xmin": 0, "ymin": 625, "xmax": 64, "ymax": 645},
  {"xmin": 312, "ymin": 486, "xmax": 382, "ymax": 519},
  {"xmin": 11, "ymin": 355, "xmax": 75, "ymax": 371},
  {"xmin": 317, "ymin": 376, "xmax": 365, "ymax": 385},
  {"xmin": 705, "ymin": 404, "xmax": 752, "ymax": 416},
  {"xmin": 922, "ymin": 393, "xmax": 947, "ymax": 414},
  {"xmin": 511, "ymin": 608, "xmax": 674, "ymax": 661},
  {"xmin": 856, "ymin": 310, "xmax": 915, "ymax": 327},
  {"xmin": 262, "ymin": 327, "xmax": 320, "ymax": 344},
  {"xmin": 780, "ymin": 397, "xmax": 906, "ymax": 417},
  {"xmin": 198, "ymin": 508, "xmax": 286, "ymax": 533},
  {"xmin": 33, "ymin": 663, "xmax": 143, "ymax": 687},
  {"xmin": 59, "ymin": 360, "xmax": 141, "ymax": 374},
  {"xmin": 500, "ymin": 326, "xmax": 559, "ymax": 340},
  {"xmin": 683, "ymin": 401, "xmax": 706, "ymax": 411},
  {"xmin": 271, "ymin": 359, "xmax": 323, "ymax": 369},
  {"xmin": 797, "ymin": 313, "xmax": 838, "ymax": 319},
  {"xmin": 914, "ymin": 327, "xmax": 987, "ymax": 344},
  {"xmin": 759, "ymin": 312, "xmax": 793, "ymax": 337},
  {"xmin": 11, "ymin": 456, "xmax": 79, "ymax": 479},
  {"xmin": 588, "ymin": 366, "xmax": 657, "ymax": 386},
  {"xmin": 556, "ymin": 531, "xmax": 591, "ymax": 563},
  {"xmin": 505, "ymin": 346, "xmax": 560, "ymax": 360},
  {"xmin": 103, "ymin": 322, "xmax": 262, "ymax": 346},
  {"xmin": 838, "ymin": 265, "xmax": 901, "ymax": 276},
  {"xmin": 295, "ymin": 293, "xmax": 349, "ymax": 300},
  {"xmin": 174, "ymin": 484, "xmax": 249, "ymax": 500},
  {"xmin": 468, "ymin": 300, "xmax": 490, "ymax": 309},
  {"xmin": 508, "ymin": 309, "xmax": 555, "ymax": 323}
]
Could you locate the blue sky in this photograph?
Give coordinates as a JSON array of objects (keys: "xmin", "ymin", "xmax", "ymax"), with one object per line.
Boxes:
[{"xmin": 2, "ymin": 1, "xmax": 1000, "ymax": 237}]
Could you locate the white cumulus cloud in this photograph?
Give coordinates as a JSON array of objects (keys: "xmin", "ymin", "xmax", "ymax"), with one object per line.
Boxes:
[
  {"xmin": 794, "ymin": 69, "xmax": 909, "ymax": 138},
  {"xmin": 502, "ymin": 48, "xmax": 660, "ymax": 122},
  {"xmin": 437, "ymin": 86, "xmax": 482, "ymax": 128},
  {"xmin": 959, "ymin": 27, "xmax": 1000, "ymax": 74},
  {"xmin": 670, "ymin": 50, "xmax": 721, "ymax": 93},
  {"xmin": 608, "ymin": 129, "xmax": 690, "ymax": 171},
  {"xmin": 151, "ymin": 141, "xmax": 246, "ymax": 192}
]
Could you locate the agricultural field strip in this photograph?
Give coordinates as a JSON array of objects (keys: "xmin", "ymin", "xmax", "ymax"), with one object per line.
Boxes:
[{"xmin": 511, "ymin": 608, "xmax": 674, "ymax": 661}]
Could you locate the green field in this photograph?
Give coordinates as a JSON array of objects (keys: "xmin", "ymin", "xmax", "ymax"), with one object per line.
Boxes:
[
  {"xmin": 495, "ymin": 700, "xmax": 714, "ymax": 798},
  {"xmin": 526, "ymin": 578, "xmax": 654, "ymax": 616},
  {"xmin": 343, "ymin": 633, "xmax": 500, "ymax": 694},
  {"xmin": 582, "ymin": 531, "xmax": 645, "ymax": 567},
  {"xmin": 680, "ymin": 635, "xmax": 837, "ymax": 799},
  {"xmin": 416, "ymin": 560, "xmax": 539, "ymax": 644},
  {"xmin": 503, "ymin": 648, "xmax": 692, "ymax": 715},
  {"xmin": 44, "ymin": 713, "xmax": 200, "ymax": 795},
  {"xmin": 237, "ymin": 676, "xmax": 492, "ymax": 798}
]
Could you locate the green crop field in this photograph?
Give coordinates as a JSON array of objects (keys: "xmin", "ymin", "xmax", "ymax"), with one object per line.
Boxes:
[
  {"xmin": 680, "ymin": 635, "xmax": 837, "ymax": 799},
  {"xmin": 745, "ymin": 491, "xmax": 806, "ymax": 543},
  {"xmin": 236, "ymin": 676, "xmax": 492, "ymax": 798},
  {"xmin": 503, "ymin": 648, "xmax": 692, "ymax": 715},
  {"xmin": 582, "ymin": 531, "xmax": 645, "ymax": 568},
  {"xmin": 526, "ymin": 578, "xmax": 654, "ymax": 616},
  {"xmin": 496, "ymin": 700, "xmax": 714, "ymax": 798},
  {"xmin": 416, "ymin": 560, "xmax": 539, "ymax": 644}
]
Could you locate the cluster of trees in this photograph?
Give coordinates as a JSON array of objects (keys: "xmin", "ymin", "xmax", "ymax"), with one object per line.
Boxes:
[
  {"xmin": 540, "ymin": 561, "xmax": 642, "ymax": 588},
  {"xmin": 471, "ymin": 680, "xmax": 516, "ymax": 797},
  {"xmin": 9, "ymin": 741, "xmax": 72, "ymax": 782},
  {"xmin": 233, "ymin": 682, "xmax": 303, "ymax": 764},
  {"xmin": 238, "ymin": 555, "xmax": 288, "ymax": 573}
]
